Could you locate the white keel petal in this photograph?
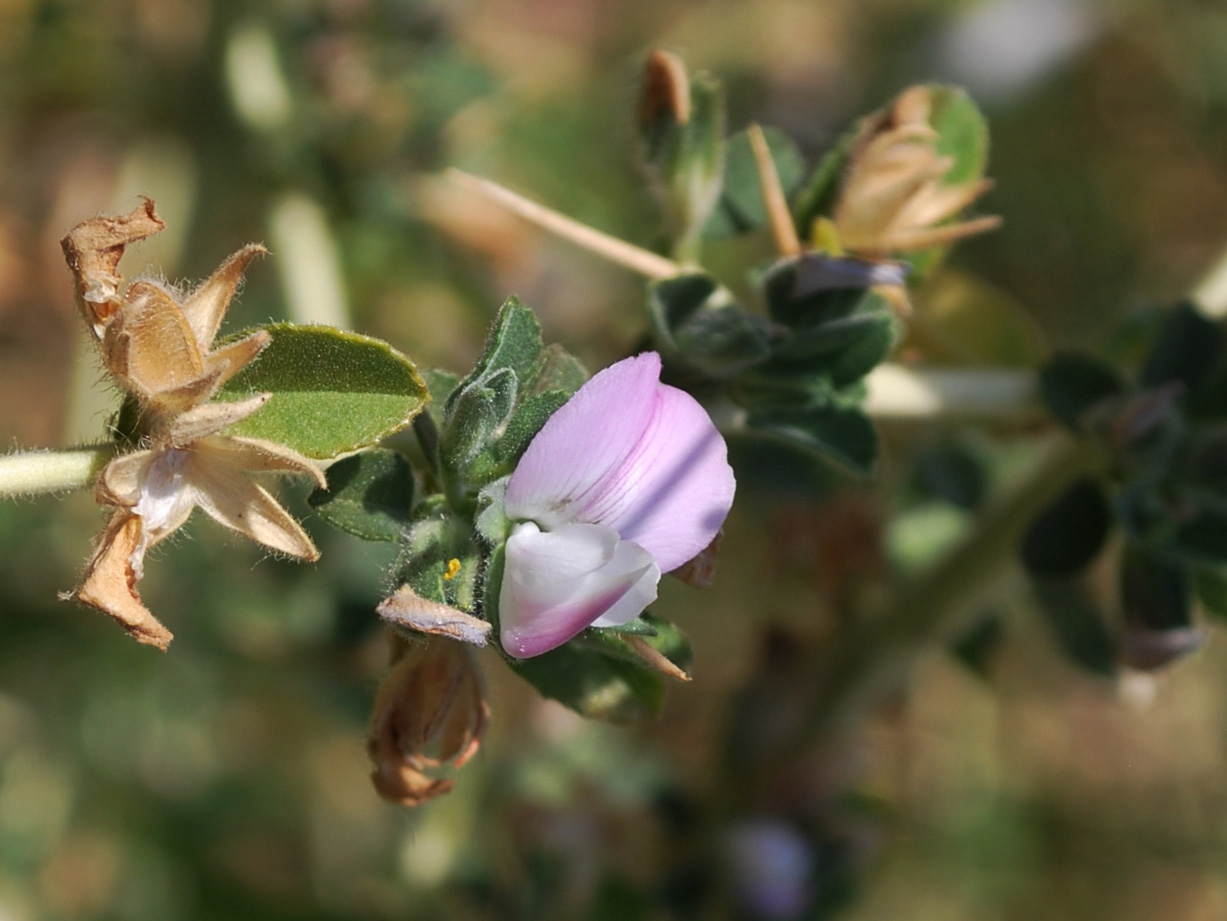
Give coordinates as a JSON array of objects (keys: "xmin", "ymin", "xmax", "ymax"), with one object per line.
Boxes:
[{"xmin": 499, "ymin": 522, "xmax": 660, "ymax": 658}]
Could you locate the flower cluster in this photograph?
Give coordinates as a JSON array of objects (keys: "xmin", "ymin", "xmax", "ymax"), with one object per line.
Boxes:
[{"xmin": 62, "ymin": 200, "xmax": 323, "ymax": 649}]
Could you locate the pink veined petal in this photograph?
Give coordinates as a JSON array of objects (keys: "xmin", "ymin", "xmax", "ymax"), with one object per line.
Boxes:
[
  {"xmin": 504, "ymin": 353, "xmax": 664, "ymax": 529},
  {"xmin": 583, "ymin": 382, "xmax": 735, "ymax": 574},
  {"xmin": 499, "ymin": 521, "xmax": 660, "ymax": 658}
]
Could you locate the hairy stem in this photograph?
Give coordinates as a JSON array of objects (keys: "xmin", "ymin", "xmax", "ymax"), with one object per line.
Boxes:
[{"xmin": 0, "ymin": 444, "xmax": 116, "ymax": 499}]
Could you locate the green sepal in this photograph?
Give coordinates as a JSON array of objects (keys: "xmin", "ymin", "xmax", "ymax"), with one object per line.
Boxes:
[
  {"xmin": 1039, "ymin": 352, "xmax": 1127, "ymax": 432},
  {"xmin": 441, "ymin": 367, "xmax": 518, "ymax": 470},
  {"xmin": 1020, "ymin": 478, "xmax": 1112, "ymax": 577},
  {"xmin": 307, "ymin": 448, "xmax": 414, "ymax": 542},
  {"xmin": 395, "ymin": 509, "xmax": 483, "ymax": 612},
  {"xmin": 648, "ymin": 274, "xmax": 773, "ymax": 377},
  {"xmin": 703, "ymin": 126, "xmax": 805, "ymax": 239},
  {"xmin": 218, "ymin": 324, "xmax": 428, "ymax": 459}
]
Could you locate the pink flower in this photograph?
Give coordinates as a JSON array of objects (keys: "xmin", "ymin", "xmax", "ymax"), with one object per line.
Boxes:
[{"xmin": 498, "ymin": 352, "xmax": 735, "ymax": 658}]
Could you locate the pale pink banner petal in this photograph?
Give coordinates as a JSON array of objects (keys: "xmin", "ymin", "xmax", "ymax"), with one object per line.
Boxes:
[
  {"xmin": 584, "ymin": 384, "xmax": 734, "ymax": 574},
  {"xmin": 504, "ymin": 353, "xmax": 662, "ymax": 528}
]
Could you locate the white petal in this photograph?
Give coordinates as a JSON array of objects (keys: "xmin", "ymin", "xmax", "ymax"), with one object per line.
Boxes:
[{"xmin": 499, "ymin": 521, "xmax": 660, "ymax": 658}]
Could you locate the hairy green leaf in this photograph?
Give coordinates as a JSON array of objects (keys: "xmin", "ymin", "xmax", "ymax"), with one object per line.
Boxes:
[{"xmin": 219, "ymin": 324, "xmax": 428, "ymax": 459}]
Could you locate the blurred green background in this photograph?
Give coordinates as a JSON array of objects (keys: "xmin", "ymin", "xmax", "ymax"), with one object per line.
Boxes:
[{"xmin": 4, "ymin": 0, "xmax": 1227, "ymax": 918}]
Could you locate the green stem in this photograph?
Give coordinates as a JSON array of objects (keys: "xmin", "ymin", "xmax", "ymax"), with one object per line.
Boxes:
[
  {"xmin": 0, "ymin": 444, "xmax": 116, "ymax": 499},
  {"xmin": 792, "ymin": 433, "xmax": 1105, "ymax": 751}
]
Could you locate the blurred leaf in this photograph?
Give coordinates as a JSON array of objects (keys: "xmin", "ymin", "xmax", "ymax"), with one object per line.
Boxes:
[
  {"xmin": 1040, "ymin": 353, "xmax": 1127, "ymax": 431},
  {"xmin": 747, "ymin": 403, "xmax": 878, "ymax": 476},
  {"xmin": 529, "ymin": 344, "xmax": 588, "ymax": 397},
  {"xmin": 649, "ymin": 274, "xmax": 772, "ymax": 376},
  {"xmin": 1195, "ymin": 565, "xmax": 1227, "ymax": 617},
  {"xmin": 906, "ymin": 86, "xmax": 991, "ymax": 279},
  {"xmin": 951, "ymin": 613, "xmax": 1004, "ymax": 677},
  {"xmin": 1032, "ymin": 576, "xmax": 1117, "ymax": 678},
  {"xmin": 1120, "ymin": 544, "xmax": 1203, "ymax": 671},
  {"xmin": 1140, "ymin": 300, "xmax": 1224, "ymax": 396},
  {"xmin": 220, "ymin": 324, "xmax": 428, "ymax": 459},
  {"xmin": 914, "ymin": 443, "xmax": 988, "ymax": 511},
  {"xmin": 308, "ymin": 448, "xmax": 414, "ymax": 542},
  {"xmin": 761, "ymin": 257, "xmax": 873, "ymax": 328},
  {"xmin": 1170, "ymin": 507, "xmax": 1227, "ymax": 565},
  {"xmin": 703, "ymin": 126, "xmax": 805, "ymax": 239},
  {"xmin": 1021, "ymin": 478, "xmax": 1111, "ymax": 576},
  {"xmin": 910, "ymin": 270, "xmax": 1044, "ymax": 367},
  {"xmin": 769, "ymin": 308, "xmax": 898, "ymax": 387},
  {"xmin": 792, "ymin": 113, "xmax": 863, "ymax": 239},
  {"xmin": 1121, "ymin": 544, "xmax": 1192, "ymax": 632}
]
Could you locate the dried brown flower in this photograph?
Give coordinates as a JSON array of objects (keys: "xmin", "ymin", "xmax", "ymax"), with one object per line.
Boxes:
[
  {"xmin": 62, "ymin": 201, "xmax": 324, "ymax": 649},
  {"xmin": 832, "ymin": 86, "xmax": 1001, "ymax": 260},
  {"xmin": 368, "ymin": 634, "xmax": 489, "ymax": 806}
]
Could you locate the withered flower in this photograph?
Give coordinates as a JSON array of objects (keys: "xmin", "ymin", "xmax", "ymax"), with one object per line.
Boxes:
[
  {"xmin": 62, "ymin": 200, "xmax": 324, "ymax": 649},
  {"xmin": 368, "ymin": 634, "xmax": 488, "ymax": 806},
  {"xmin": 831, "ymin": 86, "xmax": 1001, "ymax": 260}
]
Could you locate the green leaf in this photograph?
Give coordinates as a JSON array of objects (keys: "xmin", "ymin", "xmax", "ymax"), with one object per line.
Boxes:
[
  {"xmin": 747, "ymin": 403, "xmax": 878, "ymax": 476},
  {"xmin": 529, "ymin": 344, "xmax": 587, "ymax": 398},
  {"xmin": 456, "ymin": 296, "xmax": 545, "ymax": 393},
  {"xmin": 307, "ymin": 448, "xmax": 413, "ymax": 542},
  {"xmin": 1020, "ymin": 478, "xmax": 1112, "ymax": 576},
  {"xmin": 219, "ymin": 324, "xmax": 428, "ymax": 459},
  {"xmin": 703, "ymin": 126, "xmax": 806, "ymax": 239},
  {"xmin": 648, "ymin": 274, "xmax": 772, "ymax": 377},
  {"xmin": 1032, "ymin": 576, "xmax": 1117, "ymax": 678},
  {"xmin": 1040, "ymin": 352, "xmax": 1127, "ymax": 431}
]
